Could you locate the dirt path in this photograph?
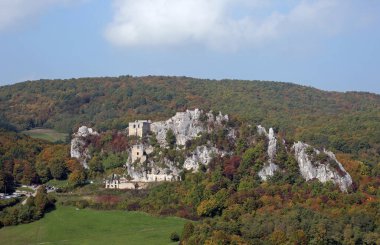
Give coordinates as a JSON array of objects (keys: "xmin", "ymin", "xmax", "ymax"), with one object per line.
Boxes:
[{"xmin": 22, "ymin": 185, "xmax": 40, "ymax": 205}]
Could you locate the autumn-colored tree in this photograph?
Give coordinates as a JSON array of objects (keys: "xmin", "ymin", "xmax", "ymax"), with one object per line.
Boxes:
[
  {"xmin": 223, "ymin": 156, "xmax": 241, "ymax": 180},
  {"xmin": 88, "ymin": 155, "xmax": 103, "ymax": 177},
  {"xmin": 110, "ymin": 133, "xmax": 129, "ymax": 153},
  {"xmin": 68, "ymin": 170, "xmax": 86, "ymax": 186},
  {"xmin": 66, "ymin": 158, "xmax": 82, "ymax": 172},
  {"xmin": 269, "ymin": 230, "xmax": 287, "ymax": 245},
  {"xmin": 181, "ymin": 222, "xmax": 195, "ymax": 241},
  {"xmin": 21, "ymin": 162, "xmax": 37, "ymax": 185},
  {"xmin": 36, "ymin": 145, "xmax": 70, "ymax": 182}
]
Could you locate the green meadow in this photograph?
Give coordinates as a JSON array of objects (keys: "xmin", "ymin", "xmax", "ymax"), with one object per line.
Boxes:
[
  {"xmin": 0, "ymin": 206, "xmax": 186, "ymax": 245},
  {"xmin": 22, "ymin": 128, "xmax": 68, "ymax": 143}
]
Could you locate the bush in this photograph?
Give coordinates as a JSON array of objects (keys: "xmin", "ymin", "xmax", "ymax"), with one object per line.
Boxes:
[
  {"xmin": 126, "ymin": 201, "xmax": 141, "ymax": 211},
  {"xmin": 166, "ymin": 129, "xmax": 176, "ymax": 149},
  {"xmin": 0, "ymin": 197, "xmax": 20, "ymax": 211},
  {"xmin": 75, "ymin": 200, "xmax": 89, "ymax": 209},
  {"xmin": 181, "ymin": 222, "xmax": 195, "ymax": 241},
  {"xmin": 170, "ymin": 232, "xmax": 180, "ymax": 242}
]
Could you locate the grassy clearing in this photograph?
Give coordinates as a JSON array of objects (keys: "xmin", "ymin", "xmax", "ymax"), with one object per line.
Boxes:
[
  {"xmin": 16, "ymin": 186, "xmax": 34, "ymax": 192},
  {"xmin": 0, "ymin": 206, "xmax": 186, "ymax": 245},
  {"xmin": 46, "ymin": 179, "xmax": 70, "ymax": 188},
  {"xmin": 22, "ymin": 128, "xmax": 68, "ymax": 143}
]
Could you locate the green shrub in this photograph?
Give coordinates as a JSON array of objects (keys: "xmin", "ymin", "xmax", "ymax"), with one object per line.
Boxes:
[
  {"xmin": 75, "ymin": 200, "xmax": 89, "ymax": 209},
  {"xmin": 170, "ymin": 232, "xmax": 180, "ymax": 242}
]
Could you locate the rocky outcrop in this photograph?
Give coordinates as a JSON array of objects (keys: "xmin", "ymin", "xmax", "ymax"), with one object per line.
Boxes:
[
  {"xmin": 184, "ymin": 146, "xmax": 226, "ymax": 171},
  {"xmin": 257, "ymin": 126, "xmax": 280, "ymax": 180},
  {"xmin": 292, "ymin": 141, "xmax": 353, "ymax": 192},
  {"xmin": 256, "ymin": 125, "xmax": 353, "ymax": 191},
  {"xmin": 151, "ymin": 109, "xmax": 204, "ymax": 146},
  {"xmin": 267, "ymin": 128, "xmax": 277, "ymax": 161},
  {"xmin": 98, "ymin": 108, "xmax": 354, "ymax": 192},
  {"xmin": 206, "ymin": 111, "xmax": 229, "ymax": 125},
  {"xmin": 124, "ymin": 109, "xmax": 231, "ymax": 181},
  {"xmin": 70, "ymin": 126, "xmax": 98, "ymax": 168},
  {"xmin": 124, "ymin": 157, "xmax": 180, "ymax": 182},
  {"xmin": 258, "ymin": 162, "xmax": 279, "ymax": 181},
  {"xmin": 150, "ymin": 109, "xmax": 229, "ymax": 147}
]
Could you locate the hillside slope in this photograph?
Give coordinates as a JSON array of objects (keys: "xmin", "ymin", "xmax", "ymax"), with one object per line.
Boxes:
[{"xmin": 0, "ymin": 76, "xmax": 379, "ymax": 163}]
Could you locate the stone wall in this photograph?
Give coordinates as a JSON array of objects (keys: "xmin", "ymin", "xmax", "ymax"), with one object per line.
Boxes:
[
  {"xmin": 131, "ymin": 144, "xmax": 147, "ymax": 163},
  {"xmin": 128, "ymin": 120, "xmax": 150, "ymax": 138}
]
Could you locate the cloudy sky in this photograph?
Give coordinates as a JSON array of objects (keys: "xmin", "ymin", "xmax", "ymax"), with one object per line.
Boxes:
[{"xmin": 0, "ymin": 0, "xmax": 379, "ymax": 93}]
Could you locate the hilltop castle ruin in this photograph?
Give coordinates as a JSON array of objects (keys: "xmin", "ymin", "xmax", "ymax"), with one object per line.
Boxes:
[{"xmin": 128, "ymin": 120, "xmax": 151, "ymax": 138}]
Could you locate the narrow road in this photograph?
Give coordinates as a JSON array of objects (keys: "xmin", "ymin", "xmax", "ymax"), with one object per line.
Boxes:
[{"xmin": 22, "ymin": 185, "xmax": 41, "ymax": 205}]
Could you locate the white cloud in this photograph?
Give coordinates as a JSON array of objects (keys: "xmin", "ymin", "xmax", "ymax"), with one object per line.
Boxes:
[
  {"xmin": 0, "ymin": 0, "xmax": 75, "ymax": 31},
  {"xmin": 105, "ymin": 0, "xmax": 371, "ymax": 50},
  {"xmin": 105, "ymin": 0, "xmax": 229, "ymax": 47}
]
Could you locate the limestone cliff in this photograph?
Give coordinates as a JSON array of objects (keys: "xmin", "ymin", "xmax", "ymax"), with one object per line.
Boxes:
[
  {"xmin": 183, "ymin": 146, "xmax": 226, "ymax": 171},
  {"xmin": 150, "ymin": 109, "xmax": 204, "ymax": 146},
  {"xmin": 72, "ymin": 108, "xmax": 353, "ymax": 192},
  {"xmin": 256, "ymin": 126, "xmax": 352, "ymax": 192},
  {"xmin": 150, "ymin": 109, "xmax": 229, "ymax": 147},
  {"xmin": 123, "ymin": 109, "xmax": 230, "ymax": 182},
  {"xmin": 70, "ymin": 126, "xmax": 98, "ymax": 168},
  {"xmin": 124, "ymin": 157, "xmax": 181, "ymax": 182},
  {"xmin": 292, "ymin": 141, "xmax": 353, "ymax": 192},
  {"xmin": 257, "ymin": 126, "xmax": 280, "ymax": 180}
]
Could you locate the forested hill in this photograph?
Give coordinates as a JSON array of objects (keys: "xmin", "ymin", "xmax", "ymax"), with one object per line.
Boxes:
[{"xmin": 0, "ymin": 76, "xmax": 379, "ymax": 163}]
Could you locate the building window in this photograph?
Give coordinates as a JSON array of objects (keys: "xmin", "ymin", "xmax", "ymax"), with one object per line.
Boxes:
[
  {"xmin": 137, "ymin": 152, "xmax": 139, "ymax": 155},
  {"xmin": 133, "ymin": 125, "xmax": 136, "ymax": 128}
]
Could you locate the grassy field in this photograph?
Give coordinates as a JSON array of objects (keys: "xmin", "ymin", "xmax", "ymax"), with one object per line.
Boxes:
[
  {"xmin": 0, "ymin": 206, "xmax": 187, "ymax": 245},
  {"xmin": 22, "ymin": 128, "xmax": 68, "ymax": 143},
  {"xmin": 46, "ymin": 179, "xmax": 70, "ymax": 188},
  {"xmin": 16, "ymin": 186, "xmax": 34, "ymax": 192}
]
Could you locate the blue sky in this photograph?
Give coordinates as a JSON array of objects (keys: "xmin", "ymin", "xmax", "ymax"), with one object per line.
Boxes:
[{"xmin": 0, "ymin": 0, "xmax": 379, "ymax": 94}]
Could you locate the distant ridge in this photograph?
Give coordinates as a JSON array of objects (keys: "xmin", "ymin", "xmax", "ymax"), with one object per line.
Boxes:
[{"xmin": 0, "ymin": 75, "xmax": 379, "ymax": 163}]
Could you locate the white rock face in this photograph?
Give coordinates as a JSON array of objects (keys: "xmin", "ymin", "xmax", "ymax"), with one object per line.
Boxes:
[
  {"xmin": 258, "ymin": 162, "xmax": 279, "ymax": 181},
  {"xmin": 150, "ymin": 109, "xmax": 229, "ymax": 147},
  {"xmin": 206, "ymin": 111, "xmax": 229, "ymax": 125},
  {"xmin": 257, "ymin": 126, "xmax": 280, "ymax": 180},
  {"xmin": 292, "ymin": 141, "xmax": 353, "ymax": 192},
  {"xmin": 257, "ymin": 125, "xmax": 268, "ymax": 137},
  {"xmin": 76, "ymin": 126, "xmax": 97, "ymax": 137},
  {"xmin": 267, "ymin": 128, "xmax": 277, "ymax": 161},
  {"xmin": 151, "ymin": 109, "xmax": 204, "ymax": 146},
  {"xmin": 184, "ymin": 146, "xmax": 225, "ymax": 171},
  {"xmin": 70, "ymin": 126, "xmax": 98, "ymax": 168},
  {"xmin": 124, "ymin": 157, "xmax": 180, "ymax": 182}
]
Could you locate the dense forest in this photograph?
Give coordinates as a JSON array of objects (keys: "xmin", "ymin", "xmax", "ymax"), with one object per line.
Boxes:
[{"xmin": 0, "ymin": 76, "xmax": 379, "ymax": 166}]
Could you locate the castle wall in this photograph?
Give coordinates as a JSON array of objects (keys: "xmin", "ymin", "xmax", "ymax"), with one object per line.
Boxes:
[
  {"xmin": 128, "ymin": 120, "xmax": 150, "ymax": 138},
  {"xmin": 131, "ymin": 144, "xmax": 147, "ymax": 163}
]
